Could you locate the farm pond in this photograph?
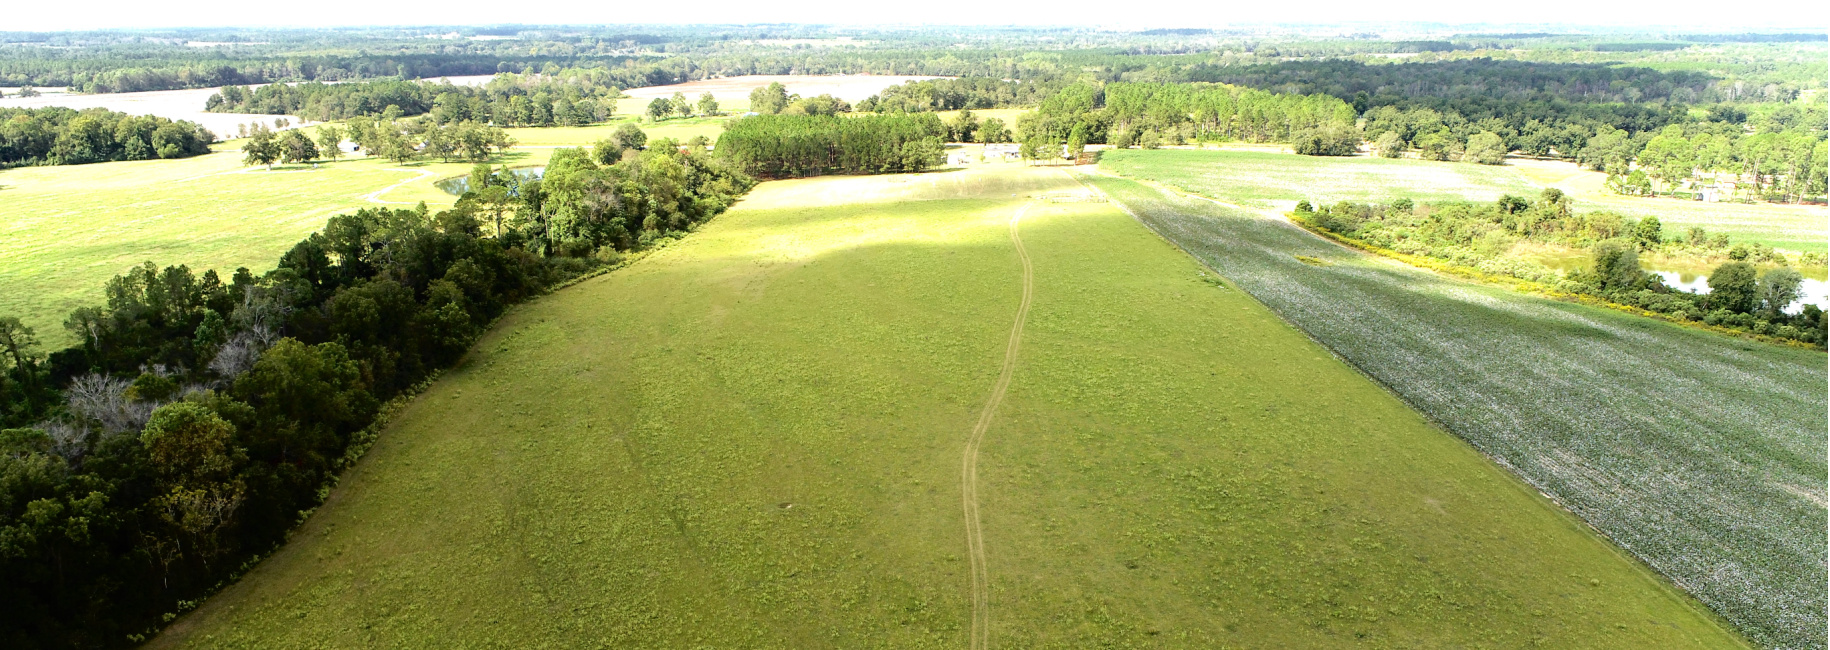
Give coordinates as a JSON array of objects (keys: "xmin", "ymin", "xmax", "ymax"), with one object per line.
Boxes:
[{"xmin": 435, "ymin": 167, "xmax": 544, "ymax": 195}]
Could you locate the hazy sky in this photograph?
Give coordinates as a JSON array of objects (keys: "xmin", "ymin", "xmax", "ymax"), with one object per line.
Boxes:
[{"xmin": 4, "ymin": 0, "xmax": 1824, "ymax": 32}]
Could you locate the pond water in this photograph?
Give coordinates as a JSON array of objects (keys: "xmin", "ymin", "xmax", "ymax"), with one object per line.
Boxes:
[
  {"xmin": 1653, "ymin": 270, "xmax": 1826, "ymax": 314},
  {"xmin": 436, "ymin": 167, "xmax": 544, "ymax": 195}
]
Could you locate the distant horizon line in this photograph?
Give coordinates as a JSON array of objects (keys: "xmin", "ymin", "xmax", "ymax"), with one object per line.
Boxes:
[{"xmin": 2, "ymin": 22, "xmax": 1822, "ymax": 36}]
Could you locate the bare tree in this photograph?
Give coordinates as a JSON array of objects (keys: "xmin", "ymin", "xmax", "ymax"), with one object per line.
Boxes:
[
  {"xmin": 208, "ymin": 328, "xmax": 272, "ymax": 378},
  {"xmin": 66, "ymin": 373, "xmax": 158, "ymax": 435}
]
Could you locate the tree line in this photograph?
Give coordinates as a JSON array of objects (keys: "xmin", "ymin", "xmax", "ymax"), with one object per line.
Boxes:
[
  {"xmin": 206, "ymin": 69, "xmax": 623, "ymax": 127},
  {"xmin": 1016, "ymin": 81, "xmax": 1360, "ymax": 154},
  {"xmin": 1360, "ymin": 94, "xmax": 1827, "ymax": 200},
  {"xmin": 714, "ymin": 113, "xmax": 948, "ymax": 178},
  {"xmin": 1296, "ymin": 193, "xmax": 1827, "ymax": 344},
  {"xmin": 0, "ymin": 145, "xmax": 753, "ymax": 648},
  {"xmin": 0, "ymin": 107, "xmax": 213, "ymax": 167},
  {"xmin": 856, "ymin": 77, "xmax": 1066, "ymax": 113}
]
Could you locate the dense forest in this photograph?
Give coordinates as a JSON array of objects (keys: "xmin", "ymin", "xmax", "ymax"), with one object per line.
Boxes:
[
  {"xmin": 0, "ymin": 108, "xmax": 213, "ymax": 167},
  {"xmin": 205, "ymin": 69, "xmax": 622, "ymax": 125},
  {"xmin": 1295, "ymin": 194, "xmax": 1827, "ymax": 344},
  {"xmin": 0, "ymin": 144, "xmax": 752, "ymax": 648},
  {"xmin": 715, "ymin": 113, "xmax": 948, "ymax": 177}
]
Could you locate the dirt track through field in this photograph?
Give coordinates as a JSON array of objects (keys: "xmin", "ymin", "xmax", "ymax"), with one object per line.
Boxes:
[{"xmin": 962, "ymin": 201, "xmax": 1034, "ymax": 650}]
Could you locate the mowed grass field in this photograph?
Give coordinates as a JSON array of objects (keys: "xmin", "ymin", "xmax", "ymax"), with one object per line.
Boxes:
[
  {"xmin": 153, "ymin": 166, "xmax": 1740, "ymax": 648},
  {"xmin": 1101, "ymin": 149, "xmax": 1828, "ymax": 254},
  {"xmin": 1086, "ymin": 171, "xmax": 1824, "ymax": 649}
]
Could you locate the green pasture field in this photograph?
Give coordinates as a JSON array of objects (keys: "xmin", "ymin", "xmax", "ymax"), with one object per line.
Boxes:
[
  {"xmin": 1102, "ymin": 149, "xmax": 1829, "ymax": 254},
  {"xmin": 153, "ymin": 166, "xmax": 1739, "ymax": 648},
  {"xmin": 0, "ymin": 115, "xmax": 734, "ymax": 347},
  {"xmin": 0, "ymin": 145, "xmax": 546, "ymax": 346},
  {"xmin": 1086, "ymin": 171, "xmax": 1825, "ymax": 649}
]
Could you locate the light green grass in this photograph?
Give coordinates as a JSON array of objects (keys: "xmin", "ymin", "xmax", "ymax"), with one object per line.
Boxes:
[
  {"xmin": 1103, "ymin": 149, "xmax": 1828, "ymax": 254},
  {"xmin": 152, "ymin": 166, "xmax": 1740, "ymax": 648},
  {"xmin": 0, "ymin": 146, "xmax": 550, "ymax": 347},
  {"xmin": 1100, "ymin": 148, "xmax": 1542, "ymax": 209},
  {"xmin": 0, "ymin": 114, "xmax": 736, "ymax": 347},
  {"xmin": 1574, "ymin": 193, "xmax": 1828, "ymax": 254}
]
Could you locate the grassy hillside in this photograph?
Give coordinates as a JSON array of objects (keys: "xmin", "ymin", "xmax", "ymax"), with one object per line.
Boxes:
[
  {"xmin": 1101, "ymin": 149, "xmax": 1828, "ymax": 254},
  {"xmin": 1086, "ymin": 171, "xmax": 1825, "ymax": 649},
  {"xmin": 154, "ymin": 166, "xmax": 1741, "ymax": 648}
]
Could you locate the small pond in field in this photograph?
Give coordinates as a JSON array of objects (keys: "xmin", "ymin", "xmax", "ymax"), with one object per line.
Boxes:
[
  {"xmin": 436, "ymin": 167, "xmax": 544, "ymax": 195},
  {"xmin": 1652, "ymin": 271, "xmax": 1826, "ymax": 314},
  {"xmin": 1527, "ymin": 251, "xmax": 1825, "ymax": 313}
]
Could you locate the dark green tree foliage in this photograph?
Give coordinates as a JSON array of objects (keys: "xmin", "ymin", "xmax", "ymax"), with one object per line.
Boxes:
[
  {"xmin": 715, "ymin": 113, "xmax": 948, "ymax": 178},
  {"xmin": 0, "ymin": 107, "xmax": 212, "ymax": 167},
  {"xmin": 1708, "ymin": 262, "xmax": 1760, "ymax": 314},
  {"xmin": 1023, "ymin": 82, "xmax": 1358, "ymax": 149},
  {"xmin": 0, "ymin": 151, "xmax": 752, "ymax": 646},
  {"xmin": 857, "ymin": 77, "xmax": 1065, "ymax": 112},
  {"xmin": 522, "ymin": 146, "xmax": 754, "ymax": 254}
]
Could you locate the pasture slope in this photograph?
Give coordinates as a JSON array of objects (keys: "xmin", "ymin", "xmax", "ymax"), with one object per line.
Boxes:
[
  {"xmin": 150, "ymin": 166, "xmax": 1743, "ymax": 648},
  {"xmin": 1084, "ymin": 169, "xmax": 1825, "ymax": 650},
  {"xmin": 1100, "ymin": 149, "xmax": 1829, "ymax": 254}
]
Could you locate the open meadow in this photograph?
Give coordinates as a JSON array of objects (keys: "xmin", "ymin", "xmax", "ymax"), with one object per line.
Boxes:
[
  {"xmin": 1086, "ymin": 171, "xmax": 1826, "ymax": 649},
  {"xmin": 151, "ymin": 166, "xmax": 1741, "ymax": 648},
  {"xmin": 1101, "ymin": 149, "xmax": 1829, "ymax": 254}
]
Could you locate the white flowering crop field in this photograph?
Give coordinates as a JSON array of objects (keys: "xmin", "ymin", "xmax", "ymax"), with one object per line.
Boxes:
[{"xmin": 1089, "ymin": 174, "xmax": 1827, "ymax": 650}]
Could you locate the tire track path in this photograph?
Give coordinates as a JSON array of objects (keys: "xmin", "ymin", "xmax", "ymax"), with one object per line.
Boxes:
[{"xmin": 963, "ymin": 201, "xmax": 1034, "ymax": 650}]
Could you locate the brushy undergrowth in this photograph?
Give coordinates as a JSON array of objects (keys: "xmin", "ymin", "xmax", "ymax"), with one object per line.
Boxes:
[{"xmin": 1089, "ymin": 173, "xmax": 1826, "ymax": 650}]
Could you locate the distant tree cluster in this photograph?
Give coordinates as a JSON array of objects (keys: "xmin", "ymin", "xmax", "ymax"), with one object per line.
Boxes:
[
  {"xmin": 857, "ymin": 77, "xmax": 1064, "ymax": 113},
  {"xmin": 1018, "ymin": 82, "xmax": 1359, "ymax": 155},
  {"xmin": 715, "ymin": 113, "xmax": 948, "ymax": 177},
  {"xmin": 936, "ymin": 109, "xmax": 1011, "ymax": 144},
  {"xmin": 644, "ymin": 91, "xmax": 721, "ymax": 121},
  {"xmin": 1296, "ymin": 192, "xmax": 1827, "ymax": 344},
  {"xmin": 207, "ymin": 70, "xmax": 622, "ymax": 126},
  {"xmin": 742, "ymin": 82, "xmax": 854, "ymax": 117},
  {"xmin": 499, "ymin": 144, "xmax": 754, "ymax": 255},
  {"xmin": 0, "ymin": 107, "xmax": 213, "ymax": 167},
  {"xmin": 0, "ymin": 145, "xmax": 753, "ymax": 647}
]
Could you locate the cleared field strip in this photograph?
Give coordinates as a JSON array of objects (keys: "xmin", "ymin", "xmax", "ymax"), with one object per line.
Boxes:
[
  {"xmin": 1087, "ymin": 173, "xmax": 1825, "ymax": 650},
  {"xmin": 154, "ymin": 166, "xmax": 1740, "ymax": 648}
]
